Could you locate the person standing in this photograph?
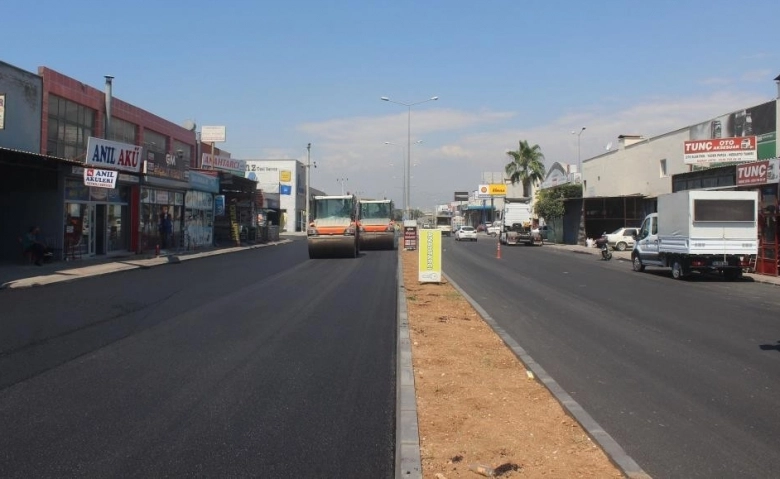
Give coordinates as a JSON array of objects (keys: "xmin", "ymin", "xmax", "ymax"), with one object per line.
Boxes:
[
  {"xmin": 22, "ymin": 226, "xmax": 46, "ymax": 266},
  {"xmin": 159, "ymin": 207, "xmax": 173, "ymax": 250}
]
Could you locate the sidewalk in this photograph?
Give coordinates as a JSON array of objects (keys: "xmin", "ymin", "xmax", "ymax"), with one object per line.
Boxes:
[
  {"xmin": 543, "ymin": 241, "xmax": 780, "ymax": 287},
  {"xmin": 0, "ymin": 239, "xmax": 292, "ymax": 290}
]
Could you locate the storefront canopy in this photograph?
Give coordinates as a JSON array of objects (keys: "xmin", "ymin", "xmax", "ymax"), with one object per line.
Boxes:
[{"xmin": 464, "ymin": 205, "xmax": 495, "ymax": 211}]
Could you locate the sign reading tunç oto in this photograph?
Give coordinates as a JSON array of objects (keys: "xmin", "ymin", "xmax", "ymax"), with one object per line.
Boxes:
[
  {"xmin": 683, "ymin": 136, "xmax": 757, "ymax": 165},
  {"xmin": 85, "ymin": 137, "xmax": 143, "ymax": 172},
  {"xmin": 84, "ymin": 167, "xmax": 118, "ymax": 189},
  {"xmin": 736, "ymin": 159, "xmax": 780, "ymax": 186}
]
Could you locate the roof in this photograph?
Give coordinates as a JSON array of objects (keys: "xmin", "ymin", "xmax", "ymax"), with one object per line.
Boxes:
[{"xmin": 0, "ymin": 146, "xmax": 84, "ymax": 166}]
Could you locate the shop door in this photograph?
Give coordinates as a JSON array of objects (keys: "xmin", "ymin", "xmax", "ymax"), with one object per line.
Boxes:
[
  {"xmin": 86, "ymin": 204, "xmax": 96, "ymax": 256},
  {"xmin": 95, "ymin": 204, "xmax": 107, "ymax": 255}
]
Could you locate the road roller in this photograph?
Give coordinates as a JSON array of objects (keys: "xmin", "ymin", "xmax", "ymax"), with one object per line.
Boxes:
[
  {"xmin": 358, "ymin": 199, "xmax": 397, "ymax": 250},
  {"xmin": 307, "ymin": 194, "xmax": 360, "ymax": 259}
]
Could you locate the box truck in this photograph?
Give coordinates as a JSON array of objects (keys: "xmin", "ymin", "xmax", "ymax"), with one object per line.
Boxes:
[{"xmin": 631, "ymin": 190, "xmax": 757, "ymax": 280}]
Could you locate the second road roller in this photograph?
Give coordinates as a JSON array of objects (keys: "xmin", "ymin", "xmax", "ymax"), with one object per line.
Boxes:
[
  {"xmin": 357, "ymin": 198, "xmax": 397, "ymax": 250},
  {"xmin": 307, "ymin": 194, "xmax": 361, "ymax": 258}
]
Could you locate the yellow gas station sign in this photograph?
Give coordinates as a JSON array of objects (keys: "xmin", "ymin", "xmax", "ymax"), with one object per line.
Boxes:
[
  {"xmin": 478, "ymin": 183, "xmax": 507, "ymax": 197},
  {"xmin": 279, "ymin": 170, "xmax": 292, "ymax": 182}
]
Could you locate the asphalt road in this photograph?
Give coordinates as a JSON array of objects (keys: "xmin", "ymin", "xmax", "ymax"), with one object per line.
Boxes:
[
  {"xmin": 443, "ymin": 235, "xmax": 780, "ymax": 479},
  {"xmin": 0, "ymin": 238, "xmax": 398, "ymax": 478}
]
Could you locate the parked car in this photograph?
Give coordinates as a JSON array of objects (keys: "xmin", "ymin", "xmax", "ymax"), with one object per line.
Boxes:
[
  {"xmin": 605, "ymin": 227, "xmax": 639, "ymax": 251},
  {"xmin": 455, "ymin": 226, "xmax": 477, "ymax": 241},
  {"xmin": 533, "ymin": 225, "xmax": 554, "ymax": 243},
  {"xmin": 487, "ymin": 222, "xmax": 502, "ymax": 236}
]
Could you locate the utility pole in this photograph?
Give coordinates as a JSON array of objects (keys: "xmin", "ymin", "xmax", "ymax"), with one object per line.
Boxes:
[{"xmin": 306, "ymin": 143, "xmax": 311, "ymax": 228}]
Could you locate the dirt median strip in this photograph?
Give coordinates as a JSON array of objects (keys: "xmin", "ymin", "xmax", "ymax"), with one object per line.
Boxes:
[{"xmin": 401, "ymin": 249, "xmax": 637, "ymax": 478}]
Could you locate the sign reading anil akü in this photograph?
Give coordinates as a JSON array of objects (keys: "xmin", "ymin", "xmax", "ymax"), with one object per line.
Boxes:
[{"xmin": 85, "ymin": 137, "xmax": 143, "ymax": 173}]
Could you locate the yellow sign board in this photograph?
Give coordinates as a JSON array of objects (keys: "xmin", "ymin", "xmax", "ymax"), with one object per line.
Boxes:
[
  {"xmin": 279, "ymin": 170, "xmax": 292, "ymax": 182},
  {"xmin": 418, "ymin": 229, "xmax": 442, "ymax": 283},
  {"xmin": 488, "ymin": 183, "xmax": 506, "ymax": 196}
]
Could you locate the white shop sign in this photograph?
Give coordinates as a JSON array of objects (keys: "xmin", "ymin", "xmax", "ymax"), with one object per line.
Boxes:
[{"xmin": 84, "ymin": 167, "xmax": 118, "ymax": 189}]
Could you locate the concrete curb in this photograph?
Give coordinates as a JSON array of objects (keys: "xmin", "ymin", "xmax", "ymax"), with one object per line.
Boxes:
[
  {"xmin": 443, "ymin": 271, "xmax": 652, "ymax": 479},
  {"xmin": 0, "ymin": 240, "xmax": 292, "ymax": 290},
  {"xmin": 395, "ymin": 251, "xmax": 423, "ymax": 479}
]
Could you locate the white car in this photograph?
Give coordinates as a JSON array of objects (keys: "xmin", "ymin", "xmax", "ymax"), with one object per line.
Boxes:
[
  {"xmin": 486, "ymin": 222, "xmax": 502, "ymax": 236},
  {"xmin": 605, "ymin": 227, "xmax": 639, "ymax": 251},
  {"xmin": 455, "ymin": 226, "xmax": 477, "ymax": 241}
]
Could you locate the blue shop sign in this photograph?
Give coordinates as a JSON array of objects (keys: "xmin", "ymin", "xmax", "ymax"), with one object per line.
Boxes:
[{"xmin": 189, "ymin": 171, "xmax": 220, "ymax": 193}]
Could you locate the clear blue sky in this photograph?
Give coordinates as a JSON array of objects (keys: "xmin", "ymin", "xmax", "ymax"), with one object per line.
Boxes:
[{"xmin": 6, "ymin": 0, "xmax": 779, "ymax": 208}]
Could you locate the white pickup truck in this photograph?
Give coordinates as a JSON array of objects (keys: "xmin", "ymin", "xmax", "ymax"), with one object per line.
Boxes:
[{"xmin": 631, "ymin": 190, "xmax": 757, "ymax": 280}]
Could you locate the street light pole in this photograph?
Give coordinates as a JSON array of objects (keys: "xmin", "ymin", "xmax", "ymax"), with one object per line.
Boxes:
[
  {"xmin": 306, "ymin": 143, "xmax": 311, "ymax": 228},
  {"xmin": 381, "ymin": 95, "xmax": 438, "ymax": 219},
  {"xmin": 572, "ymin": 127, "xmax": 586, "ymax": 243},
  {"xmin": 337, "ymin": 177, "xmax": 348, "ymax": 195}
]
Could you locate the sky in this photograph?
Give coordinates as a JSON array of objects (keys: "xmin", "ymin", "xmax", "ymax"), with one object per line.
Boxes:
[{"xmin": 5, "ymin": 0, "xmax": 779, "ymax": 209}]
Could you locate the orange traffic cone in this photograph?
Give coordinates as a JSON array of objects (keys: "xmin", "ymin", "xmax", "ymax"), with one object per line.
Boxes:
[{"xmin": 496, "ymin": 239, "xmax": 501, "ymax": 259}]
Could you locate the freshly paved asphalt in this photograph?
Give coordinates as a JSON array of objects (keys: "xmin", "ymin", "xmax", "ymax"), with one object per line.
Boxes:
[
  {"xmin": 0, "ymin": 238, "xmax": 398, "ymax": 478},
  {"xmin": 443, "ymin": 236, "xmax": 780, "ymax": 479}
]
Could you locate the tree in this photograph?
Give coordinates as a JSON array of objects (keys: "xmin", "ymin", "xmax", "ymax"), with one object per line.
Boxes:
[
  {"xmin": 533, "ymin": 183, "xmax": 581, "ymax": 220},
  {"xmin": 505, "ymin": 140, "xmax": 546, "ymax": 197}
]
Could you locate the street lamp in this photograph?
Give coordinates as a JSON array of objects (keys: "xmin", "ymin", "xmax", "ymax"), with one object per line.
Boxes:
[
  {"xmin": 336, "ymin": 177, "xmax": 349, "ymax": 195},
  {"xmin": 385, "ymin": 140, "xmax": 422, "ymax": 211},
  {"xmin": 381, "ymin": 95, "xmax": 438, "ymax": 219},
  {"xmin": 571, "ymin": 127, "xmax": 586, "ymax": 181},
  {"xmin": 571, "ymin": 126, "xmax": 586, "ymax": 244},
  {"xmin": 305, "ymin": 143, "xmax": 316, "ymax": 228}
]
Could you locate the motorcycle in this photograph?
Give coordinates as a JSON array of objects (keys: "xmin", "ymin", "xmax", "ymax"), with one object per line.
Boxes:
[{"xmin": 595, "ymin": 233, "xmax": 612, "ymax": 260}]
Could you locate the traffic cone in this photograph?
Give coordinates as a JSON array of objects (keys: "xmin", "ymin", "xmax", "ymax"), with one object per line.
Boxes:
[{"xmin": 496, "ymin": 239, "xmax": 501, "ymax": 259}]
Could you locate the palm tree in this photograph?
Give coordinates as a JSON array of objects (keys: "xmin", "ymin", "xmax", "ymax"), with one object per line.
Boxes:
[{"xmin": 505, "ymin": 140, "xmax": 546, "ymax": 197}]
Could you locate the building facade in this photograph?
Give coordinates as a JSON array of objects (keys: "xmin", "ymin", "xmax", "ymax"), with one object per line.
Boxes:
[{"xmin": 244, "ymin": 159, "xmax": 308, "ymax": 232}]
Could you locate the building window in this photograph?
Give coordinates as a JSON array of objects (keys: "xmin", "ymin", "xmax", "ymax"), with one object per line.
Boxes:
[
  {"xmin": 47, "ymin": 95, "xmax": 95, "ymax": 160},
  {"xmin": 143, "ymin": 128, "xmax": 168, "ymax": 164},
  {"xmin": 109, "ymin": 117, "xmax": 137, "ymax": 145},
  {"xmin": 172, "ymin": 140, "xmax": 192, "ymax": 168},
  {"xmin": 660, "ymin": 159, "xmax": 668, "ymax": 177}
]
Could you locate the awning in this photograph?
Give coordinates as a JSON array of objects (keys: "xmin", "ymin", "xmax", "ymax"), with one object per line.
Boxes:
[
  {"xmin": 0, "ymin": 146, "xmax": 84, "ymax": 170},
  {"xmin": 464, "ymin": 205, "xmax": 495, "ymax": 211}
]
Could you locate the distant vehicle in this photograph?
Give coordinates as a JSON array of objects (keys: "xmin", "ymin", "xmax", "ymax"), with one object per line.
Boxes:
[
  {"xmin": 455, "ymin": 225, "xmax": 477, "ymax": 241},
  {"xmin": 533, "ymin": 225, "xmax": 554, "ymax": 243},
  {"xmin": 435, "ymin": 212, "xmax": 453, "ymax": 236},
  {"xmin": 486, "ymin": 222, "xmax": 501, "ymax": 236},
  {"xmin": 605, "ymin": 227, "xmax": 638, "ymax": 251}
]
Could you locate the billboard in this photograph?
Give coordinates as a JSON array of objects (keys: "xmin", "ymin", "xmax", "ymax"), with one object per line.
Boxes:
[
  {"xmin": 454, "ymin": 191, "xmax": 469, "ymax": 201},
  {"xmin": 477, "ymin": 184, "xmax": 507, "ymax": 197},
  {"xmin": 688, "ymin": 101, "xmax": 777, "ymax": 167},
  {"xmin": 201, "ymin": 125, "xmax": 226, "ymax": 143},
  {"xmin": 418, "ymin": 229, "xmax": 441, "ymax": 283},
  {"xmin": 683, "ymin": 136, "xmax": 757, "ymax": 165}
]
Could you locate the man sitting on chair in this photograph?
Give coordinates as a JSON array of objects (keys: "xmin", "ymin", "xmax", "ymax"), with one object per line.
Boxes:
[{"xmin": 22, "ymin": 226, "xmax": 47, "ymax": 266}]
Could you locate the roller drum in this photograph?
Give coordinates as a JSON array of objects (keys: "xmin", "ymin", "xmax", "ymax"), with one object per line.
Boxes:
[{"xmin": 308, "ymin": 237, "xmax": 358, "ymax": 258}]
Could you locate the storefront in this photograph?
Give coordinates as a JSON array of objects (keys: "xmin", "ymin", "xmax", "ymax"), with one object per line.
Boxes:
[
  {"xmin": 64, "ymin": 167, "xmax": 137, "ymax": 258},
  {"xmin": 140, "ymin": 182, "xmax": 186, "ymax": 252},
  {"xmin": 672, "ymin": 160, "xmax": 780, "ymax": 276},
  {"xmin": 184, "ymin": 171, "xmax": 219, "ymax": 250},
  {"xmin": 214, "ymin": 172, "xmax": 258, "ymax": 246}
]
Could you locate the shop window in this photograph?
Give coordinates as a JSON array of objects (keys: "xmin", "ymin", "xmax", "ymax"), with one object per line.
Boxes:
[{"xmin": 143, "ymin": 129, "xmax": 168, "ymax": 164}]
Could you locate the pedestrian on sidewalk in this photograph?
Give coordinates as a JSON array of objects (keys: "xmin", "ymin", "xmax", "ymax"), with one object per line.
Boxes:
[
  {"xmin": 22, "ymin": 226, "xmax": 47, "ymax": 266},
  {"xmin": 158, "ymin": 207, "xmax": 173, "ymax": 250}
]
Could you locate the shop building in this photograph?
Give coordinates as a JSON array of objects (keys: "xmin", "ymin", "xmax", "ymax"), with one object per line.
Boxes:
[
  {"xmin": 572, "ymin": 81, "xmax": 779, "ymax": 274},
  {"xmin": 243, "ymin": 159, "xmax": 308, "ymax": 232},
  {"xmin": 38, "ymin": 67, "xmax": 196, "ymax": 257},
  {"xmin": 0, "ymin": 60, "xmax": 79, "ymax": 262}
]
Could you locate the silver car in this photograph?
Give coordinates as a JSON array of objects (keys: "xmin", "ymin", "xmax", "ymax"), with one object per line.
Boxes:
[{"xmin": 606, "ymin": 227, "xmax": 638, "ymax": 251}]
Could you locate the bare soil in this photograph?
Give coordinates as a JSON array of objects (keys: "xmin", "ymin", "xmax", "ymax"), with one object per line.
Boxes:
[{"xmin": 402, "ymin": 250, "xmax": 623, "ymax": 478}]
